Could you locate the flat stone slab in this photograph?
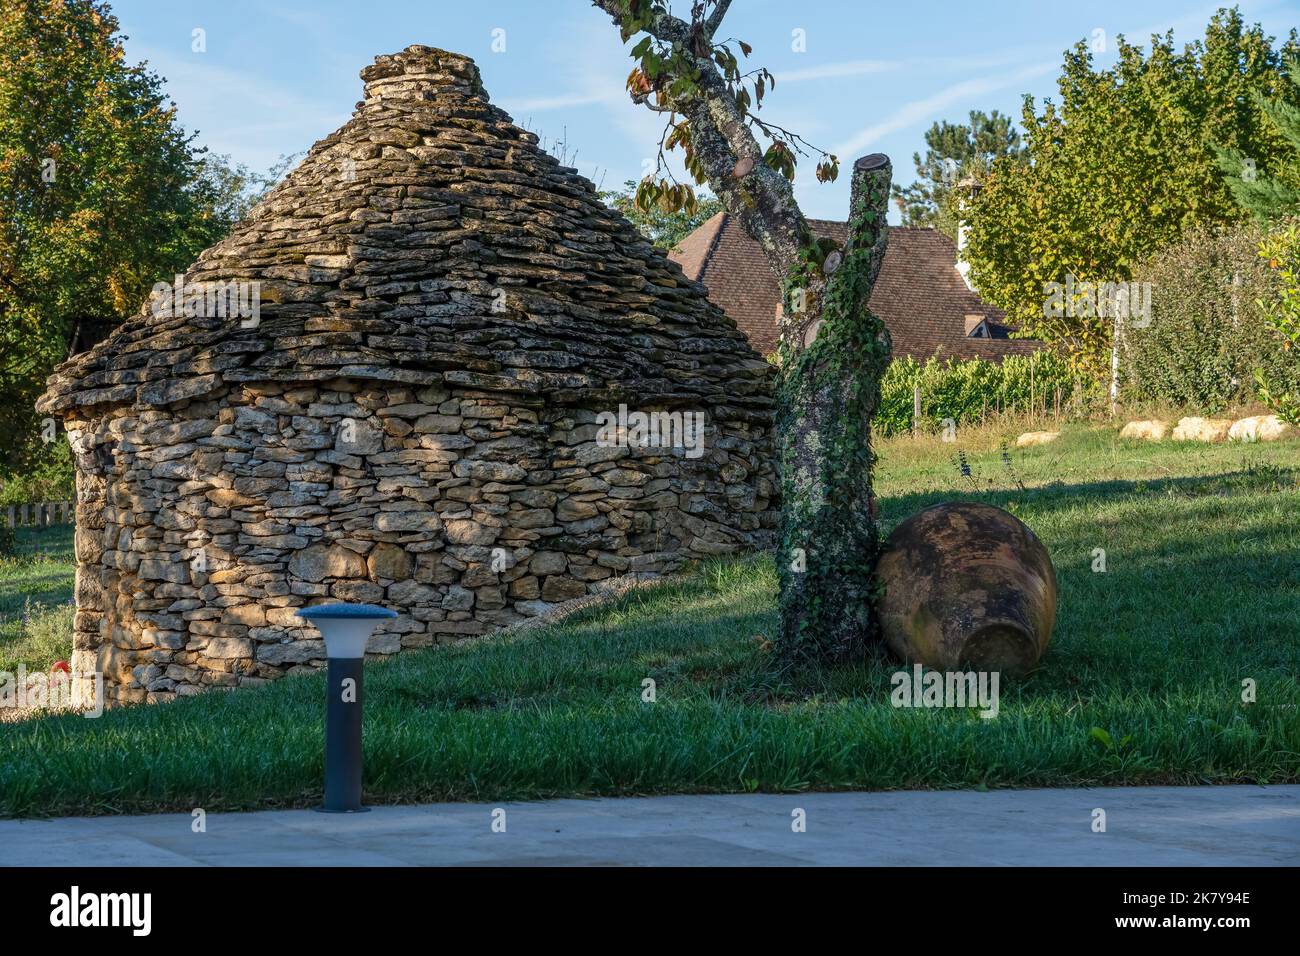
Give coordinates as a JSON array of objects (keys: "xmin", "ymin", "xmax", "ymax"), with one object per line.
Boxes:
[{"xmin": 3, "ymin": 786, "xmax": 1296, "ymax": 866}]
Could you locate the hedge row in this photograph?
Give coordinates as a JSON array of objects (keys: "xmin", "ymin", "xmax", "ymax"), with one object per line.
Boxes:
[{"xmin": 1125, "ymin": 222, "xmax": 1296, "ymax": 412}]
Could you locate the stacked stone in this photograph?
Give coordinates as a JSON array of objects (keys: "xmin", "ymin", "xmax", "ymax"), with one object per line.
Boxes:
[{"xmin": 38, "ymin": 46, "xmax": 777, "ymax": 704}]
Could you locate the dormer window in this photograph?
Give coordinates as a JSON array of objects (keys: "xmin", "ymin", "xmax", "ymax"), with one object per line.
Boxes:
[{"xmin": 965, "ymin": 314, "xmax": 990, "ymax": 338}]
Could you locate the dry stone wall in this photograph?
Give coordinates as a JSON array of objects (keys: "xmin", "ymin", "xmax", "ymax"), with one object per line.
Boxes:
[{"xmin": 63, "ymin": 379, "xmax": 773, "ymax": 704}]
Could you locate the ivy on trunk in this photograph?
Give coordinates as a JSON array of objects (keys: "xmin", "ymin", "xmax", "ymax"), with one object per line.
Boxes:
[{"xmin": 775, "ymin": 155, "xmax": 892, "ymax": 663}]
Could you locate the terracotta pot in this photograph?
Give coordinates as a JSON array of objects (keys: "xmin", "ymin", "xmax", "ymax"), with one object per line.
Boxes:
[{"xmin": 875, "ymin": 502, "xmax": 1057, "ymax": 676}]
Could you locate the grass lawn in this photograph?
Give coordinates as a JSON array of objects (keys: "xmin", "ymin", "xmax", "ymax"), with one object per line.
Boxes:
[
  {"xmin": 1, "ymin": 424, "xmax": 1298, "ymax": 817},
  {"xmin": 0, "ymin": 525, "xmax": 75, "ymax": 675}
]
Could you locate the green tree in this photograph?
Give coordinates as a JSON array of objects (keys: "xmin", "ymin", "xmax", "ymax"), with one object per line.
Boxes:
[
  {"xmin": 1217, "ymin": 59, "xmax": 1300, "ymax": 222},
  {"xmin": 891, "ymin": 111, "xmax": 1025, "ymax": 238},
  {"xmin": 964, "ymin": 7, "xmax": 1300, "ymax": 372},
  {"xmin": 601, "ymin": 179, "xmax": 723, "ymax": 249},
  {"xmin": 0, "ymin": 0, "xmax": 236, "ymax": 474}
]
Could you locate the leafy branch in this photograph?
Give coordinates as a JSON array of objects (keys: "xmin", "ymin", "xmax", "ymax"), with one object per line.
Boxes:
[{"xmin": 611, "ymin": 0, "xmax": 837, "ymax": 214}]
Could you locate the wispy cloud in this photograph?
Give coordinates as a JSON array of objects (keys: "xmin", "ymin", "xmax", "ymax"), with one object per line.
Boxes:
[
  {"xmin": 833, "ymin": 62, "xmax": 1055, "ymax": 158},
  {"xmin": 501, "ymin": 56, "xmax": 899, "ymax": 113},
  {"xmin": 498, "ymin": 91, "xmax": 621, "ymax": 112},
  {"xmin": 775, "ymin": 59, "xmax": 899, "ymax": 83},
  {"xmin": 128, "ymin": 42, "xmax": 347, "ymax": 167}
]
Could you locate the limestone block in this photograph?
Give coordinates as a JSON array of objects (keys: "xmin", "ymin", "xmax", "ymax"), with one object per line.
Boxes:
[
  {"xmin": 204, "ymin": 638, "xmax": 254, "ymax": 660},
  {"xmin": 1229, "ymin": 414, "xmax": 1293, "ymax": 443},
  {"xmin": 441, "ymin": 585, "xmax": 475, "ymax": 610},
  {"xmin": 1172, "ymin": 417, "xmax": 1233, "ymax": 442},
  {"xmin": 1119, "ymin": 420, "xmax": 1168, "ymax": 441},
  {"xmin": 288, "ymin": 544, "xmax": 368, "ymax": 582},
  {"xmin": 367, "ymin": 542, "xmax": 413, "ymax": 580},
  {"xmin": 541, "ymin": 576, "xmax": 587, "ymax": 602}
]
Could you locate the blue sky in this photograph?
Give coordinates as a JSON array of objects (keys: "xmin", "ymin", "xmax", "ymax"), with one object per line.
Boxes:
[{"xmin": 111, "ymin": 0, "xmax": 1299, "ymax": 222}]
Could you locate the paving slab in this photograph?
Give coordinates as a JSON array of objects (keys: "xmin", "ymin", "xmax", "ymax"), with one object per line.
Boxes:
[{"xmin": 1, "ymin": 786, "xmax": 1296, "ymax": 866}]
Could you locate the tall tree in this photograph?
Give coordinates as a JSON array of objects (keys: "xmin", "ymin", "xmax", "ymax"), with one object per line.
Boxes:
[
  {"xmin": 0, "ymin": 0, "xmax": 237, "ymax": 474},
  {"xmin": 891, "ymin": 111, "xmax": 1025, "ymax": 238},
  {"xmin": 964, "ymin": 7, "xmax": 1300, "ymax": 372},
  {"xmin": 593, "ymin": 0, "xmax": 891, "ymax": 665},
  {"xmin": 1217, "ymin": 59, "xmax": 1300, "ymax": 222}
]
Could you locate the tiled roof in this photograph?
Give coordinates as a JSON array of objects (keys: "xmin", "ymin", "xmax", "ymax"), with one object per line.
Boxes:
[{"xmin": 669, "ymin": 213, "xmax": 1042, "ymax": 362}]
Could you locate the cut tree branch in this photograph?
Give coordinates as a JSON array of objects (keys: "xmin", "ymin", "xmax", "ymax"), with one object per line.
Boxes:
[
  {"xmin": 596, "ymin": 0, "xmax": 897, "ymax": 668},
  {"xmin": 849, "ymin": 153, "xmax": 892, "ymax": 288}
]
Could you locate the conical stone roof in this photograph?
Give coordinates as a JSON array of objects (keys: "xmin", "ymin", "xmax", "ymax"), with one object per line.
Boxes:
[{"xmin": 38, "ymin": 45, "xmax": 772, "ymax": 420}]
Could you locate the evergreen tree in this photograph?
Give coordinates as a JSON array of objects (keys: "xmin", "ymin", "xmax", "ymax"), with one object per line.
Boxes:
[
  {"xmin": 1217, "ymin": 59, "xmax": 1300, "ymax": 221},
  {"xmin": 890, "ymin": 111, "xmax": 1024, "ymax": 238}
]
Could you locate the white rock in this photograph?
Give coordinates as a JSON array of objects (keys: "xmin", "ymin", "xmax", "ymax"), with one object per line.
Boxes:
[
  {"xmin": 1172, "ymin": 417, "xmax": 1233, "ymax": 442},
  {"xmin": 256, "ymin": 640, "xmax": 325, "ymax": 666},
  {"xmin": 204, "ymin": 638, "xmax": 254, "ymax": 660},
  {"xmin": 1015, "ymin": 431, "xmax": 1060, "ymax": 448},
  {"xmin": 1228, "ymin": 414, "xmax": 1294, "ymax": 443},
  {"xmin": 1119, "ymin": 420, "xmax": 1169, "ymax": 441}
]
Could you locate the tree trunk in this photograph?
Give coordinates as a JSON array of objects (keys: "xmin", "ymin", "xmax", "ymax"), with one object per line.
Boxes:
[{"xmin": 773, "ymin": 154, "xmax": 893, "ymax": 664}]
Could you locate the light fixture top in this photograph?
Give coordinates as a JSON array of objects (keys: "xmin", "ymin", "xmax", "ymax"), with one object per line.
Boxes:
[{"xmin": 296, "ymin": 603, "xmax": 398, "ymax": 621}]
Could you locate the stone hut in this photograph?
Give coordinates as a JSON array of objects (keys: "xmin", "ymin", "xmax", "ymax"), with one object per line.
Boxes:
[{"xmin": 36, "ymin": 46, "xmax": 777, "ymax": 705}]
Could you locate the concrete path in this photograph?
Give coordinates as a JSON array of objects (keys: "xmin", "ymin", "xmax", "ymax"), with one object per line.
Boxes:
[{"xmin": 3, "ymin": 786, "xmax": 1297, "ymax": 866}]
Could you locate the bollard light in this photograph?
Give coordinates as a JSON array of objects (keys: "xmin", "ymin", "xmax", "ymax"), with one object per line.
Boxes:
[{"xmin": 295, "ymin": 602, "xmax": 398, "ymax": 813}]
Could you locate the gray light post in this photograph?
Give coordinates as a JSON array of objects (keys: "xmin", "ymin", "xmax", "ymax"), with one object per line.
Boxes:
[{"xmin": 295, "ymin": 603, "xmax": 398, "ymax": 813}]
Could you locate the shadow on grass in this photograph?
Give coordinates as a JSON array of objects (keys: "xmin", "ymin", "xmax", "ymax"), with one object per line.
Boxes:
[
  {"xmin": 879, "ymin": 464, "xmax": 1300, "ymax": 526},
  {"xmin": 7, "ymin": 525, "xmax": 74, "ymax": 561},
  {"xmin": 0, "ymin": 569, "xmax": 76, "ymax": 608}
]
